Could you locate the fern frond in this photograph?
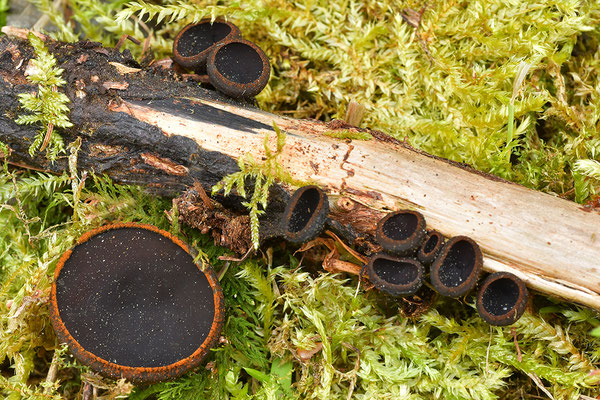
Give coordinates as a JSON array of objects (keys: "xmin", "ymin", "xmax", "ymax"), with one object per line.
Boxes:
[
  {"xmin": 212, "ymin": 123, "xmax": 310, "ymax": 250},
  {"xmin": 16, "ymin": 33, "xmax": 72, "ymax": 162}
]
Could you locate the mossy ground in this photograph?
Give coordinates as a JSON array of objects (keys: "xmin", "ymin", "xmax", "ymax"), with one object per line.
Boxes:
[{"xmin": 1, "ymin": 0, "xmax": 600, "ymax": 399}]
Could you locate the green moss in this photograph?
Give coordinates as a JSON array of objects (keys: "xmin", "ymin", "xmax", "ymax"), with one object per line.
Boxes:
[
  {"xmin": 212, "ymin": 123, "xmax": 309, "ymax": 249},
  {"xmin": 4, "ymin": 0, "xmax": 600, "ymax": 398},
  {"xmin": 323, "ymin": 130, "xmax": 373, "ymax": 141},
  {"xmin": 1, "ymin": 160, "xmax": 600, "ymax": 398}
]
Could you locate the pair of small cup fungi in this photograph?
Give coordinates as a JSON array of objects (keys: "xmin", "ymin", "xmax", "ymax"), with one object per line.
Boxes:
[
  {"xmin": 172, "ymin": 18, "xmax": 270, "ymax": 98},
  {"xmin": 281, "ymin": 186, "xmax": 529, "ymax": 327}
]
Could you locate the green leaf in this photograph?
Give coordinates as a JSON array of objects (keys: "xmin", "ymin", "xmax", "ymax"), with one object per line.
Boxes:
[{"xmin": 244, "ymin": 367, "xmax": 270, "ymax": 382}]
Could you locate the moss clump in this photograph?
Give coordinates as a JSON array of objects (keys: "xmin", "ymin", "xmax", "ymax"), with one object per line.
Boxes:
[
  {"xmin": 1, "ymin": 162, "xmax": 600, "ymax": 398},
  {"xmin": 323, "ymin": 130, "xmax": 373, "ymax": 141},
  {"xmin": 3, "ymin": 0, "xmax": 600, "ymax": 399}
]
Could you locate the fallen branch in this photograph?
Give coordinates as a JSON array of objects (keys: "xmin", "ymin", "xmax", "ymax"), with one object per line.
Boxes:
[{"xmin": 1, "ymin": 32, "xmax": 600, "ymax": 309}]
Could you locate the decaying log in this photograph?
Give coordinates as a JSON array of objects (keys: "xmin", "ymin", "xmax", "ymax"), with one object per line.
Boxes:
[{"xmin": 1, "ymin": 31, "xmax": 600, "ymax": 310}]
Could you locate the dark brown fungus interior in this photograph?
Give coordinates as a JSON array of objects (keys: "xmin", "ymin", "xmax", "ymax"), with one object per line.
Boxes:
[
  {"xmin": 376, "ymin": 210, "xmax": 426, "ymax": 255},
  {"xmin": 176, "ymin": 22, "xmax": 232, "ymax": 58},
  {"xmin": 50, "ymin": 223, "xmax": 224, "ymax": 383},
  {"xmin": 482, "ymin": 278, "xmax": 519, "ymax": 315},
  {"xmin": 430, "ymin": 236, "xmax": 482, "ymax": 297},
  {"xmin": 172, "ymin": 20, "xmax": 241, "ymax": 71},
  {"xmin": 417, "ymin": 230, "xmax": 444, "ymax": 266},
  {"xmin": 477, "ymin": 272, "xmax": 528, "ymax": 326},
  {"xmin": 367, "ymin": 253, "xmax": 424, "ymax": 296},
  {"xmin": 207, "ymin": 38, "xmax": 271, "ymax": 98},
  {"xmin": 281, "ymin": 186, "xmax": 329, "ymax": 244},
  {"xmin": 214, "ymin": 42, "xmax": 263, "ymax": 84}
]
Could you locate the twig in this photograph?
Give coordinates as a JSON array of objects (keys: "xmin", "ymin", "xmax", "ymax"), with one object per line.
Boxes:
[
  {"xmin": 511, "ymin": 326, "xmax": 522, "ymax": 363},
  {"xmin": 485, "ymin": 325, "xmax": 492, "ymax": 377},
  {"xmin": 527, "ymin": 372, "xmax": 555, "ymax": 400},
  {"xmin": 218, "ymin": 247, "xmax": 254, "ymax": 263},
  {"xmin": 1, "ymin": 26, "xmax": 48, "ymax": 41},
  {"xmin": 43, "ymin": 345, "xmax": 60, "ymax": 394},
  {"xmin": 341, "ymin": 342, "xmax": 361, "ymax": 400},
  {"xmin": 115, "ymin": 34, "xmax": 141, "ymax": 51},
  {"xmin": 82, "ymin": 382, "xmax": 93, "ymax": 400}
]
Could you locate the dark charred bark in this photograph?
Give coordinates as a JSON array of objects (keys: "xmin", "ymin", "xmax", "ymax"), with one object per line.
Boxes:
[{"xmin": 0, "ymin": 35, "xmax": 269, "ymax": 198}]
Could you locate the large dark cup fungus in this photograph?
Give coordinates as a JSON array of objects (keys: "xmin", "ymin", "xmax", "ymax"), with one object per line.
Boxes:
[
  {"xmin": 281, "ymin": 185, "xmax": 329, "ymax": 244},
  {"xmin": 49, "ymin": 223, "xmax": 225, "ymax": 383},
  {"xmin": 430, "ymin": 236, "xmax": 482, "ymax": 297},
  {"xmin": 172, "ymin": 19, "xmax": 241, "ymax": 72},
  {"xmin": 476, "ymin": 272, "xmax": 528, "ymax": 326},
  {"xmin": 417, "ymin": 230, "xmax": 445, "ymax": 266},
  {"xmin": 375, "ymin": 210, "xmax": 426, "ymax": 256},
  {"xmin": 207, "ymin": 38, "xmax": 271, "ymax": 98},
  {"xmin": 367, "ymin": 253, "xmax": 424, "ymax": 296}
]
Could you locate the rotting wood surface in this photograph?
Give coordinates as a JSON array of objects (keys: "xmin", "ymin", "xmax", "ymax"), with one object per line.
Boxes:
[{"xmin": 1, "ymin": 32, "xmax": 600, "ymax": 310}]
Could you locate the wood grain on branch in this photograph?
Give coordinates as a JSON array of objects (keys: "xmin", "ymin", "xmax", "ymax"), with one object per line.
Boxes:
[{"xmin": 1, "ymin": 32, "xmax": 599, "ymax": 309}]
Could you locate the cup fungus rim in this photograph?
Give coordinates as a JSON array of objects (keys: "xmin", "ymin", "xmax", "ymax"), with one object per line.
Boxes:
[
  {"xmin": 375, "ymin": 209, "xmax": 427, "ymax": 255},
  {"xmin": 49, "ymin": 222, "xmax": 225, "ymax": 384},
  {"xmin": 281, "ymin": 185, "xmax": 329, "ymax": 244},
  {"xmin": 476, "ymin": 271, "xmax": 528, "ymax": 326},
  {"xmin": 366, "ymin": 252, "xmax": 424, "ymax": 297},
  {"xmin": 429, "ymin": 235, "xmax": 482, "ymax": 297},
  {"xmin": 172, "ymin": 18, "xmax": 241, "ymax": 70},
  {"xmin": 206, "ymin": 38, "xmax": 271, "ymax": 98}
]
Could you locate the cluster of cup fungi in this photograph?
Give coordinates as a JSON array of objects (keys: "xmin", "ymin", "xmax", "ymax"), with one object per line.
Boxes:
[
  {"xmin": 48, "ymin": 19, "xmax": 529, "ymax": 384},
  {"xmin": 172, "ymin": 18, "xmax": 270, "ymax": 98},
  {"xmin": 279, "ymin": 186, "xmax": 529, "ymax": 329},
  {"xmin": 368, "ymin": 210, "xmax": 529, "ymax": 327}
]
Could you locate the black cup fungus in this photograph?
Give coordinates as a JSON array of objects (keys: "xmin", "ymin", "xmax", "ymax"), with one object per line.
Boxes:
[
  {"xmin": 281, "ymin": 185, "xmax": 329, "ymax": 244},
  {"xmin": 49, "ymin": 223, "xmax": 225, "ymax": 383},
  {"xmin": 173, "ymin": 19, "xmax": 241, "ymax": 72},
  {"xmin": 367, "ymin": 253, "xmax": 424, "ymax": 296},
  {"xmin": 207, "ymin": 38, "xmax": 271, "ymax": 98},
  {"xmin": 476, "ymin": 272, "xmax": 528, "ymax": 326},
  {"xmin": 417, "ymin": 230, "xmax": 445, "ymax": 266},
  {"xmin": 430, "ymin": 235, "xmax": 482, "ymax": 297},
  {"xmin": 375, "ymin": 210, "xmax": 426, "ymax": 256}
]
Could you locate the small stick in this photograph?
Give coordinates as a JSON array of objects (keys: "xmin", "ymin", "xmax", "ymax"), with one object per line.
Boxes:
[
  {"xmin": 43, "ymin": 346, "xmax": 60, "ymax": 394},
  {"xmin": 115, "ymin": 34, "xmax": 141, "ymax": 51},
  {"xmin": 82, "ymin": 382, "xmax": 93, "ymax": 400},
  {"xmin": 527, "ymin": 372, "xmax": 555, "ymax": 400},
  {"xmin": 341, "ymin": 342, "xmax": 361, "ymax": 400},
  {"xmin": 1, "ymin": 26, "xmax": 48, "ymax": 41},
  {"xmin": 511, "ymin": 326, "xmax": 523, "ymax": 363}
]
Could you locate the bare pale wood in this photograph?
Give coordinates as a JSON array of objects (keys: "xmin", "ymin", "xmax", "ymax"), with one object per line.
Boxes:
[{"xmin": 111, "ymin": 98, "xmax": 600, "ymax": 310}]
